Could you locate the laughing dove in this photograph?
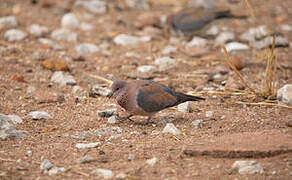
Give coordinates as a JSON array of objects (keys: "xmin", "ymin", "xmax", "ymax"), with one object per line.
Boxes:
[{"xmin": 109, "ymin": 80, "xmax": 205, "ymax": 124}]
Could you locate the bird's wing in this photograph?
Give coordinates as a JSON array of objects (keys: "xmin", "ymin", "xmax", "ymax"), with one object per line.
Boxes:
[{"xmin": 136, "ymin": 81, "xmax": 178, "ymax": 112}]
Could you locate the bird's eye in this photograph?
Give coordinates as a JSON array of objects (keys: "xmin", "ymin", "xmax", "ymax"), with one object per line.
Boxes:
[{"xmin": 116, "ymin": 87, "xmax": 119, "ymax": 91}]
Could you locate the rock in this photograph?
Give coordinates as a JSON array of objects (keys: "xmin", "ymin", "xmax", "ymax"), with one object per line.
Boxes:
[
  {"xmin": 116, "ymin": 173, "xmax": 127, "ymax": 179},
  {"xmin": 91, "ymin": 168, "xmax": 113, "ymax": 179},
  {"xmin": 51, "ymin": 28, "xmax": 77, "ymax": 42},
  {"xmin": 113, "ymin": 34, "xmax": 141, "ymax": 46},
  {"xmin": 89, "ymin": 85, "xmax": 111, "ymax": 97},
  {"xmin": 0, "ymin": 16, "xmax": 18, "ymax": 29},
  {"xmin": 225, "ymin": 55, "xmax": 244, "ymax": 71},
  {"xmin": 76, "ymin": 43, "xmax": 99, "ymax": 55},
  {"xmin": 154, "ymin": 57, "xmax": 176, "ymax": 71},
  {"xmin": 61, "ymin": 13, "xmax": 79, "ymax": 29},
  {"xmin": 72, "ymin": 85, "xmax": 83, "ymax": 94},
  {"xmin": 252, "ymin": 36, "xmax": 289, "ymax": 49},
  {"xmin": 205, "ymin": 111, "xmax": 214, "ymax": 118},
  {"xmin": 186, "ymin": 36, "xmax": 208, "ymax": 47},
  {"xmin": 281, "ymin": 24, "xmax": 292, "ymax": 31},
  {"xmin": 128, "ymin": 154, "xmax": 135, "ymax": 161},
  {"xmin": 76, "ymin": 155, "xmax": 99, "ymax": 164},
  {"xmin": 108, "ymin": 116, "xmax": 119, "ymax": 124},
  {"xmin": 42, "ymin": 59, "xmax": 69, "ymax": 71},
  {"xmin": 162, "ymin": 123, "xmax": 181, "ymax": 135},
  {"xmin": 80, "ymin": 22, "xmax": 93, "ymax": 31},
  {"xmin": 225, "ymin": 76, "xmax": 245, "ymax": 90},
  {"xmin": 40, "ymin": 159, "xmax": 53, "ymax": 170},
  {"xmin": 277, "ymin": 84, "xmax": 292, "ymax": 106},
  {"xmin": 231, "ymin": 160, "xmax": 264, "ymax": 174},
  {"xmin": 240, "ymin": 25, "xmax": 268, "ymax": 42},
  {"xmin": 6, "ymin": 115, "xmax": 23, "ymax": 124},
  {"xmin": 75, "ymin": 0, "xmax": 107, "ymax": 14},
  {"xmin": 0, "ymin": 114, "xmax": 26, "ymax": 140},
  {"xmin": 146, "ymin": 157, "xmax": 159, "ymax": 166},
  {"xmin": 206, "ymin": 25, "xmax": 219, "ymax": 36},
  {"xmin": 38, "ymin": 38, "xmax": 62, "ymax": 50},
  {"xmin": 137, "ymin": 65, "xmax": 157, "ymax": 74},
  {"xmin": 4, "ymin": 29, "xmax": 27, "ymax": 41},
  {"xmin": 177, "ymin": 102, "xmax": 193, "ymax": 113},
  {"xmin": 286, "ymin": 120, "xmax": 292, "ymax": 127},
  {"xmin": 28, "ymin": 111, "xmax": 52, "ymax": 120},
  {"xmin": 47, "ymin": 167, "xmax": 66, "ymax": 176},
  {"xmin": 125, "ymin": 0, "xmax": 149, "ymax": 10},
  {"xmin": 76, "ymin": 142, "xmax": 101, "ymax": 149},
  {"xmin": 191, "ymin": 120, "xmax": 202, "ymax": 128},
  {"xmin": 50, "ymin": 71, "xmax": 77, "ymax": 86},
  {"xmin": 224, "ymin": 42, "xmax": 249, "ymax": 53},
  {"xmin": 26, "ymin": 150, "xmax": 32, "ymax": 157},
  {"xmin": 135, "ymin": 13, "xmax": 160, "ymax": 28},
  {"xmin": 215, "ymin": 31, "xmax": 235, "ymax": 45},
  {"xmin": 162, "ymin": 45, "xmax": 177, "ymax": 55},
  {"xmin": 28, "ymin": 24, "xmax": 49, "ymax": 37},
  {"xmin": 93, "ymin": 126, "xmax": 122, "ymax": 137},
  {"xmin": 98, "ymin": 109, "xmax": 117, "ymax": 118},
  {"xmin": 189, "ymin": 0, "xmax": 215, "ymax": 9},
  {"xmin": 71, "ymin": 131, "xmax": 91, "ymax": 140}
]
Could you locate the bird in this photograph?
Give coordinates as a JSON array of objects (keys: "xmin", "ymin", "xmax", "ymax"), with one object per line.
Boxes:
[
  {"xmin": 108, "ymin": 80, "xmax": 205, "ymax": 125},
  {"xmin": 167, "ymin": 7, "xmax": 244, "ymax": 38}
]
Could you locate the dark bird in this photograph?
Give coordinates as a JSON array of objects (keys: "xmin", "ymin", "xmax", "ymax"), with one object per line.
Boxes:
[
  {"xmin": 167, "ymin": 7, "xmax": 244, "ymax": 37},
  {"xmin": 108, "ymin": 80, "xmax": 205, "ymax": 124}
]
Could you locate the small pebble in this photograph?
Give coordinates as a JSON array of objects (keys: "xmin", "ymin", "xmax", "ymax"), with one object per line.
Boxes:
[
  {"xmin": 76, "ymin": 142, "xmax": 101, "ymax": 149},
  {"xmin": 146, "ymin": 157, "xmax": 158, "ymax": 166},
  {"xmin": 162, "ymin": 123, "xmax": 181, "ymax": 135},
  {"xmin": 28, "ymin": 111, "xmax": 52, "ymax": 120},
  {"xmin": 91, "ymin": 168, "xmax": 113, "ymax": 179}
]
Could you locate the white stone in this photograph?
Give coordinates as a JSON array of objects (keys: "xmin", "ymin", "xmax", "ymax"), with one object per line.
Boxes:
[
  {"xmin": 186, "ymin": 36, "xmax": 208, "ymax": 47},
  {"xmin": 7, "ymin": 115, "xmax": 23, "ymax": 124},
  {"xmin": 51, "ymin": 28, "xmax": 77, "ymax": 42},
  {"xmin": 281, "ymin": 24, "xmax": 292, "ymax": 31},
  {"xmin": 0, "ymin": 114, "xmax": 26, "ymax": 140},
  {"xmin": 80, "ymin": 22, "xmax": 93, "ymax": 31},
  {"xmin": 191, "ymin": 120, "xmax": 202, "ymax": 128},
  {"xmin": 215, "ymin": 31, "xmax": 235, "ymax": 45},
  {"xmin": 47, "ymin": 167, "xmax": 66, "ymax": 175},
  {"xmin": 76, "ymin": 43, "xmax": 99, "ymax": 55},
  {"xmin": 137, "ymin": 65, "xmax": 156, "ymax": 74},
  {"xmin": 40, "ymin": 159, "xmax": 53, "ymax": 170},
  {"xmin": 240, "ymin": 25, "xmax": 268, "ymax": 42},
  {"xmin": 50, "ymin": 71, "xmax": 77, "ymax": 86},
  {"xmin": 61, "ymin": 13, "xmax": 79, "ymax": 29},
  {"xmin": 72, "ymin": 85, "xmax": 83, "ymax": 94},
  {"xmin": 162, "ymin": 123, "xmax": 181, "ymax": 135},
  {"xmin": 146, "ymin": 157, "xmax": 159, "ymax": 166},
  {"xmin": 71, "ymin": 132, "xmax": 91, "ymax": 140},
  {"xmin": 108, "ymin": 116, "xmax": 119, "ymax": 124},
  {"xmin": 26, "ymin": 150, "xmax": 32, "ymax": 157},
  {"xmin": 116, "ymin": 173, "xmax": 127, "ymax": 179},
  {"xmin": 4, "ymin": 29, "xmax": 27, "ymax": 41},
  {"xmin": 231, "ymin": 160, "xmax": 264, "ymax": 174},
  {"xmin": 28, "ymin": 24, "xmax": 49, "ymax": 37},
  {"xmin": 91, "ymin": 168, "xmax": 113, "ymax": 179},
  {"xmin": 28, "ymin": 111, "xmax": 52, "ymax": 120},
  {"xmin": 38, "ymin": 38, "xmax": 62, "ymax": 50},
  {"xmin": 125, "ymin": 0, "xmax": 149, "ymax": 10},
  {"xmin": 252, "ymin": 36, "xmax": 289, "ymax": 49},
  {"xmin": 277, "ymin": 84, "xmax": 292, "ymax": 106},
  {"xmin": 205, "ymin": 111, "xmax": 214, "ymax": 118},
  {"xmin": 189, "ymin": 0, "xmax": 215, "ymax": 9},
  {"xmin": 76, "ymin": 142, "xmax": 101, "ymax": 149},
  {"xmin": 90, "ymin": 85, "xmax": 111, "ymax": 97},
  {"xmin": 206, "ymin": 25, "xmax": 219, "ymax": 36},
  {"xmin": 114, "ymin": 34, "xmax": 141, "ymax": 46},
  {"xmin": 162, "ymin": 45, "xmax": 177, "ymax": 55},
  {"xmin": 75, "ymin": 0, "xmax": 107, "ymax": 14},
  {"xmin": 154, "ymin": 57, "xmax": 176, "ymax": 71},
  {"xmin": 224, "ymin": 42, "xmax": 249, "ymax": 53},
  {"xmin": 177, "ymin": 102, "xmax": 193, "ymax": 113},
  {"xmin": 0, "ymin": 16, "xmax": 18, "ymax": 29}
]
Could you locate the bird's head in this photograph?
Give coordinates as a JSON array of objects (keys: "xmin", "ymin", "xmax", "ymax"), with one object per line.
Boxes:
[{"xmin": 108, "ymin": 80, "xmax": 127, "ymax": 99}]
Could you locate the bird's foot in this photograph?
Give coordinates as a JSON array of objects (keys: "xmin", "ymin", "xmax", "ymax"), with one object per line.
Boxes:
[
  {"xmin": 116, "ymin": 114, "xmax": 133, "ymax": 122},
  {"xmin": 136, "ymin": 117, "xmax": 152, "ymax": 126}
]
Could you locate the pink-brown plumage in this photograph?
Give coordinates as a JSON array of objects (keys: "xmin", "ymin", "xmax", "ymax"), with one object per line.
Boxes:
[{"xmin": 109, "ymin": 80, "xmax": 205, "ymax": 124}]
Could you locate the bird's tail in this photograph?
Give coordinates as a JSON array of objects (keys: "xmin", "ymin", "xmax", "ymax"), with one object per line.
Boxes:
[{"xmin": 176, "ymin": 92, "xmax": 205, "ymax": 104}]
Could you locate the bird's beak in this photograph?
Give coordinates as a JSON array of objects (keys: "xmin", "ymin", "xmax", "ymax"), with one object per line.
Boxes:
[{"xmin": 108, "ymin": 92, "xmax": 113, "ymax": 99}]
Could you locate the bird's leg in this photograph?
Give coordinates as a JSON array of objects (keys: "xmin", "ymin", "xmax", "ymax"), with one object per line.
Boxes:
[{"xmin": 117, "ymin": 114, "xmax": 133, "ymax": 121}]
